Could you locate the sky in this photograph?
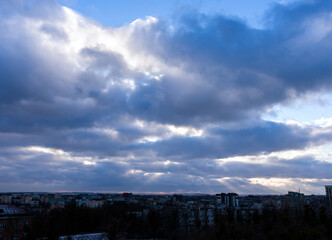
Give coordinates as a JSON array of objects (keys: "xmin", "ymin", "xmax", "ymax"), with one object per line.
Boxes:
[{"xmin": 0, "ymin": 0, "xmax": 332, "ymax": 194}]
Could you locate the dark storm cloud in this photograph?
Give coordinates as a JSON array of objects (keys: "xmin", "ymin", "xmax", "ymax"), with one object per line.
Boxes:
[
  {"xmin": 127, "ymin": 156, "xmax": 332, "ymax": 180},
  {"xmin": 1, "ymin": 119, "xmax": 330, "ymax": 162},
  {"xmin": 124, "ymin": 0, "xmax": 332, "ymax": 124},
  {"xmin": 1, "ymin": 146, "xmax": 331, "ymax": 193},
  {"xmin": 137, "ymin": 121, "xmax": 331, "ymax": 159},
  {"xmin": 3, "ymin": 0, "xmax": 332, "ymax": 132}
]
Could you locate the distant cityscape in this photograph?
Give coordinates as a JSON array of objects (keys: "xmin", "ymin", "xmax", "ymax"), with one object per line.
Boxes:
[{"xmin": 0, "ymin": 186, "xmax": 331, "ymax": 239}]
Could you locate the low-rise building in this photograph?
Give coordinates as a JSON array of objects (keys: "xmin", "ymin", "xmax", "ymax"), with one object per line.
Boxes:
[{"xmin": 0, "ymin": 205, "xmax": 32, "ymax": 240}]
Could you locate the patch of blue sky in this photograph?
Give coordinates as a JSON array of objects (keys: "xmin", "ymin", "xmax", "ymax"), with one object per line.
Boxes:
[
  {"xmin": 57, "ymin": 0, "xmax": 300, "ymax": 28},
  {"xmin": 263, "ymin": 93, "xmax": 332, "ymax": 124}
]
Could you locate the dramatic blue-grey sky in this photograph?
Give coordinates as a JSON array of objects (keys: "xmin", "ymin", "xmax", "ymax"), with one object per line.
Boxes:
[{"xmin": 1, "ymin": 0, "xmax": 332, "ymax": 194}]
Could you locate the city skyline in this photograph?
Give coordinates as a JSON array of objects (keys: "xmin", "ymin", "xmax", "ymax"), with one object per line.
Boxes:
[{"xmin": 0, "ymin": 0, "xmax": 332, "ymax": 194}]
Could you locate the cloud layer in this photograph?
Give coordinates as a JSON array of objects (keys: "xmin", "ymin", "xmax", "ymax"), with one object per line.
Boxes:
[{"xmin": 1, "ymin": 0, "xmax": 332, "ymax": 194}]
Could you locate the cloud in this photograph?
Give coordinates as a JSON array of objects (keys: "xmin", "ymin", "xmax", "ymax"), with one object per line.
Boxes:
[
  {"xmin": 0, "ymin": 0, "xmax": 332, "ymax": 193},
  {"xmin": 123, "ymin": 0, "xmax": 332, "ymax": 124},
  {"xmin": 133, "ymin": 121, "xmax": 332, "ymax": 159},
  {"xmin": 0, "ymin": 146, "xmax": 331, "ymax": 194},
  {"xmin": 3, "ymin": 0, "xmax": 332, "ymax": 129}
]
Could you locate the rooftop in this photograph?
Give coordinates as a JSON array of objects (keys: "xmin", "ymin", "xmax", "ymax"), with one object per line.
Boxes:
[{"xmin": 0, "ymin": 205, "xmax": 26, "ymax": 215}]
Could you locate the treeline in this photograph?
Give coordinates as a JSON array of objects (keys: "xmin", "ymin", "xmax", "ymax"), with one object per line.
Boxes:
[
  {"xmin": 29, "ymin": 202, "xmax": 181, "ymax": 240},
  {"xmin": 26, "ymin": 203, "xmax": 332, "ymax": 240},
  {"xmin": 199, "ymin": 206, "xmax": 332, "ymax": 240}
]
